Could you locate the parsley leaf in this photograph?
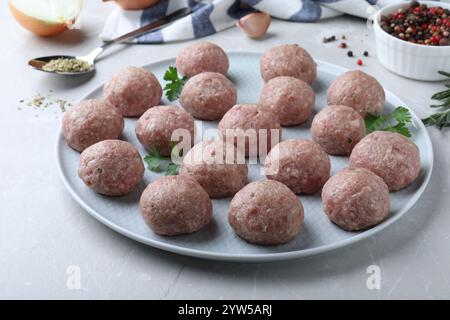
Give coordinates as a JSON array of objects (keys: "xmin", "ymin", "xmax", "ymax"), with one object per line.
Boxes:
[
  {"xmin": 143, "ymin": 147, "xmax": 180, "ymax": 175},
  {"xmin": 364, "ymin": 113, "xmax": 384, "ymax": 133},
  {"xmin": 143, "ymin": 148, "xmax": 165, "ymax": 172},
  {"xmin": 391, "ymin": 122, "xmax": 412, "ymax": 138},
  {"xmin": 165, "ymin": 163, "xmax": 179, "ymax": 176},
  {"xmin": 163, "ymin": 66, "xmax": 178, "ymax": 82},
  {"xmin": 163, "ymin": 66, "xmax": 188, "ymax": 101},
  {"xmin": 365, "ymin": 106, "xmax": 413, "ymax": 137},
  {"xmin": 392, "ymin": 106, "xmax": 412, "ymax": 123}
]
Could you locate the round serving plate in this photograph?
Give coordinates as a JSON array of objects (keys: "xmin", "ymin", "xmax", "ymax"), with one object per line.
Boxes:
[{"xmin": 56, "ymin": 52, "xmax": 433, "ymax": 262}]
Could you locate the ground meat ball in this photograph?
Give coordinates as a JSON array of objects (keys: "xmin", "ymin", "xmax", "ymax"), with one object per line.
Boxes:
[
  {"xmin": 218, "ymin": 104, "xmax": 281, "ymax": 157},
  {"xmin": 179, "ymin": 140, "xmax": 248, "ymax": 198},
  {"xmin": 322, "ymin": 167, "xmax": 390, "ymax": 231},
  {"xmin": 78, "ymin": 140, "xmax": 144, "ymax": 196},
  {"xmin": 311, "ymin": 105, "xmax": 366, "ymax": 156},
  {"xmin": 264, "ymin": 139, "xmax": 330, "ymax": 194},
  {"xmin": 228, "ymin": 180, "xmax": 304, "ymax": 246},
  {"xmin": 260, "ymin": 44, "xmax": 317, "ymax": 84},
  {"xmin": 176, "ymin": 42, "xmax": 229, "ymax": 77},
  {"xmin": 135, "ymin": 105, "xmax": 195, "ymax": 156},
  {"xmin": 140, "ymin": 175, "xmax": 212, "ymax": 236},
  {"xmin": 103, "ymin": 66, "xmax": 162, "ymax": 117},
  {"xmin": 62, "ymin": 99, "xmax": 123, "ymax": 152},
  {"xmin": 349, "ymin": 131, "xmax": 421, "ymax": 191},
  {"xmin": 327, "ymin": 70, "xmax": 385, "ymax": 116},
  {"xmin": 260, "ymin": 76, "xmax": 315, "ymax": 126},
  {"xmin": 179, "ymin": 72, "xmax": 237, "ymax": 120}
]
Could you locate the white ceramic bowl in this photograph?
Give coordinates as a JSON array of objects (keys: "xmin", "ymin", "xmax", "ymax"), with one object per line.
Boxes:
[{"xmin": 374, "ymin": 1, "xmax": 450, "ymax": 81}]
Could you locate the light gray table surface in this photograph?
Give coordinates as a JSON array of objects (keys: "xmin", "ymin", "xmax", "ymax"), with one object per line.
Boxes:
[{"xmin": 1, "ymin": 0, "xmax": 449, "ymax": 300}]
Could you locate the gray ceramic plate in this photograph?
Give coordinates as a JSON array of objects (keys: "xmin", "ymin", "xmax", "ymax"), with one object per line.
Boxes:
[{"xmin": 56, "ymin": 52, "xmax": 433, "ymax": 262}]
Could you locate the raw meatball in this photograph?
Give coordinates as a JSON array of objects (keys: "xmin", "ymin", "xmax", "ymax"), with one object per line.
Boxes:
[
  {"xmin": 180, "ymin": 72, "xmax": 237, "ymax": 120},
  {"xmin": 62, "ymin": 99, "xmax": 123, "ymax": 152},
  {"xmin": 311, "ymin": 105, "xmax": 366, "ymax": 156},
  {"xmin": 218, "ymin": 104, "xmax": 281, "ymax": 157},
  {"xmin": 260, "ymin": 44, "xmax": 317, "ymax": 84},
  {"xmin": 327, "ymin": 70, "xmax": 385, "ymax": 116},
  {"xmin": 78, "ymin": 140, "xmax": 144, "ymax": 196},
  {"xmin": 264, "ymin": 139, "xmax": 330, "ymax": 194},
  {"xmin": 260, "ymin": 76, "xmax": 315, "ymax": 126},
  {"xmin": 228, "ymin": 180, "xmax": 304, "ymax": 246},
  {"xmin": 135, "ymin": 105, "xmax": 195, "ymax": 156},
  {"xmin": 103, "ymin": 66, "xmax": 162, "ymax": 117},
  {"xmin": 179, "ymin": 140, "xmax": 248, "ymax": 198},
  {"xmin": 140, "ymin": 175, "xmax": 212, "ymax": 236},
  {"xmin": 176, "ymin": 42, "xmax": 229, "ymax": 77},
  {"xmin": 349, "ymin": 131, "xmax": 420, "ymax": 191},
  {"xmin": 322, "ymin": 167, "xmax": 390, "ymax": 231}
]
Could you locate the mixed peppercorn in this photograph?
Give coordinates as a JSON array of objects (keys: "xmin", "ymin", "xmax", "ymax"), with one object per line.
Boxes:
[{"xmin": 380, "ymin": 1, "xmax": 450, "ymax": 46}]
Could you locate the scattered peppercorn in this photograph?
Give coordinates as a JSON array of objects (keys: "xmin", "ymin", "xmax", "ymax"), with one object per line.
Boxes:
[
  {"xmin": 347, "ymin": 51, "xmax": 354, "ymax": 57},
  {"xmin": 341, "ymin": 35, "xmax": 347, "ymax": 40},
  {"xmin": 380, "ymin": 1, "xmax": 450, "ymax": 46},
  {"xmin": 363, "ymin": 51, "xmax": 369, "ymax": 57},
  {"xmin": 322, "ymin": 35, "xmax": 336, "ymax": 43},
  {"xmin": 339, "ymin": 42, "xmax": 347, "ymax": 48},
  {"xmin": 357, "ymin": 59, "xmax": 363, "ymax": 66}
]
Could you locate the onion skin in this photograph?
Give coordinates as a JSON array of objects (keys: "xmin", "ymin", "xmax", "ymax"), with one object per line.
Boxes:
[
  {"xmin": 8, "ymin": 0, "xmax": 76, "ymax": 37},
  {"xmin": 237, "ymin": 12, "xmax": 271, "ymax": 39},
  {"xmin": 103, "ymin": 0, "xmax": 159, "ymax": 11}
]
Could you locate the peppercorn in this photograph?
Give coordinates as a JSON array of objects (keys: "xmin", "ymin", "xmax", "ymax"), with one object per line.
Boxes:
[
  {"xmin": 440, "ymin": 38, "xmax": 450, "ymax": 45},
  {"xmin": 363, "ymin": 51, "xmax": 369, "ymax": 57},
  {"xmin": 323, "ymin": 35, "xmax": 336, "ymax": 43},
  {"xmin": 339, "ymin": 42, "xmax": 347, "ymax": 48},
  {"xmin": 381, "ymin": 1, "xmax": 449, "ymax": 46},
  {"xmin": 347, "ymin": 51, "xmax": 353, "ymax": 57}
]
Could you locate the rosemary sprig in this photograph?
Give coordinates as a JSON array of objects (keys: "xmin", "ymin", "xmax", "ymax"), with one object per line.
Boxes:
[
  {"xmin": 422, "ymin": 71, "xmax": 450, "ymax": 130},
  {"xmin": 438, "ymin": 71, "xmax": 450, "ymax": 78}
]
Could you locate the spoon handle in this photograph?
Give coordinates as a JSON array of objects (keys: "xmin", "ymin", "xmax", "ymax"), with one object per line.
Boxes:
[
  {"xmin": 110, "ymin": 7, "xmax": 192, "ymax": 43},
  {"xmin": 83, "ymin": 7, "xmax": 192, "ymax": 63}
]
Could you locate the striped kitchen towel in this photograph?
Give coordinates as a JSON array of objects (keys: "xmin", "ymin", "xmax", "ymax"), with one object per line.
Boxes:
[{"xmin": 99, "ymin": 0, "xmax": 403, "ymax": 43}]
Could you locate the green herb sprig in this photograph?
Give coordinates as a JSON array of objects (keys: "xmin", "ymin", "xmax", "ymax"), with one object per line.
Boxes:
[
  {"xmin": 365, "ymin": 106, "xmax": 413, "ymax": 137},
  {"xmin": 143, "ymin": 147, "xmax": 179, "ymax": 176},
  {"xmin": 422, "ymin": 71, "xmax": 450, "ymax": 130},
  {"xmin": 163, "ymin": 66, "xmax": 188, "ymax": 101}
]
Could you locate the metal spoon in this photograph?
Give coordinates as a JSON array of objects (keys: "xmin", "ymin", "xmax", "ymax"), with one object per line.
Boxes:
[{"xmin": 28, "ymin": 7, "xmax": 191, "ymax": 76}]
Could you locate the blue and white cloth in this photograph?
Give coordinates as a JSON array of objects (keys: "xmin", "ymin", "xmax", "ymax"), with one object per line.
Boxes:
[{"xmin": 100, "ymin": 0, "xmax": 402, "ymax": 43}]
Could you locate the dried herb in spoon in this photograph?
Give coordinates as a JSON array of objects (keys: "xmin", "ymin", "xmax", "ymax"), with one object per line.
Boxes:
[{"xmin": 43, "ymin": 58, "xmax": 92, "ymax": 73}]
